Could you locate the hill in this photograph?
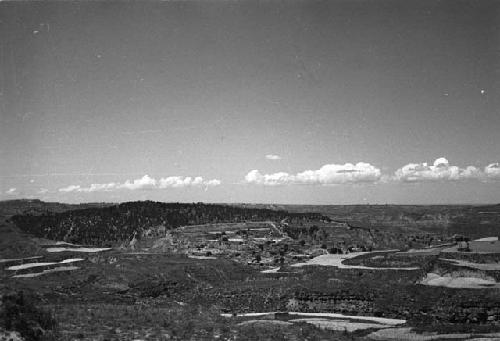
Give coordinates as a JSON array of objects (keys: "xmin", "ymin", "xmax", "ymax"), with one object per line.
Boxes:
[
  {"xmin": 10, "ymin": 201, "xmax": 327, "ymax": 246},
  {"xmin": 0, "ymin": 199, "xmax": 112, "ymax": 217},
  {"xmin": 239, "ymin": 204, "xmax": 500, "ymax": 240}
]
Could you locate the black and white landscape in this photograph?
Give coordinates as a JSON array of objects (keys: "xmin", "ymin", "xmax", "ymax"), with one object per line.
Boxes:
[{"xmin": 0, "ymin": 1, "xmax": 499, "ymax": 340}]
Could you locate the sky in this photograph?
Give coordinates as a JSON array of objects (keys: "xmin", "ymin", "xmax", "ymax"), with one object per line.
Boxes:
[{"xmin": 0, "ymin": 0, "xmax": 499, "ymax": 205}]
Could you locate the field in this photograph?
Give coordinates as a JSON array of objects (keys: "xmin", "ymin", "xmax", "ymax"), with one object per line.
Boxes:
[
  {"xmin": 1, "ymin": 200, "xmax": 500, "ymax": 340},
  {"xmin": 443, "ymin": 240, "xmax": 500, "ymax": 254}
]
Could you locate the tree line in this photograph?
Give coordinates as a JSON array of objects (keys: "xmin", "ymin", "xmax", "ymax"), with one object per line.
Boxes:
[{"xmin": 12, "ymin": 201, "xmax": 327, "ymax": 246}]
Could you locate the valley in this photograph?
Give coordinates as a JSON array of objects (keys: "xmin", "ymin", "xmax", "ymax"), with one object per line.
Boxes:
[{"xmin": 1, "ymin": 200, "xmax": 500, "ymax": 340}]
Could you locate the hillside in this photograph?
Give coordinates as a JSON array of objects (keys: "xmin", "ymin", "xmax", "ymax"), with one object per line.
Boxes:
[
  {"xmin": 0, "ymin": 199, "xmax": 112, "ymax": 217},
  {"xmin": 2, "ymin": 200, "xmax": 500, "ymax": 340},
  {"xmin": 11, "ymin": 201, "xmax": 327, "ymax": 246},
  {"xmin": 240, "ymin": 204, "xmax": 500, "ymax": 240}
]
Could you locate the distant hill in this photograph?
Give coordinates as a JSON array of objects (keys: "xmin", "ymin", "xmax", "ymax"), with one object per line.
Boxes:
[
  {"xmin": 11, "ymin": 201, "xmax": 327, "ymax": 246},
  {"xmin": 235, "ymin": 203, "xmax": 500, "ymax": 239},
  {"xmin": 273, "ymin": 204, "xmax": 500, "ymax": 240},
  {"xmin": 0, "ymin": 199, "xmax": 112, "ymax": 218},
  {"xmin": 0, "ymin": 200, "xmax": 113, "ymax": 258},
  {"xmin": 5, "ymin": 200, "xmax": 500, "ymax": 250}
]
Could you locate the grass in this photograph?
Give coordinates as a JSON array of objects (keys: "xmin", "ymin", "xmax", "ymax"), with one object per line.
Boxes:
[
  {"xmin": 0, "ymin": 290, "xmax": 58, "ymax": 341},
  {"xmin": 52, "ymin": 303, "xmax": 353, "ymax": 340},
  {"xmin": 53, "ymin": 303, "xmax": 231, "ymax": 340},
  {"xmin": 442, "ymin": 241, "xmax": 500, "ymax": 254}
]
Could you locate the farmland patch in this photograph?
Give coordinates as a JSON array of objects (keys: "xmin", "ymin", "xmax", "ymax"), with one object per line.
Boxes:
[{"xmin": 419, "ymin": 272, "xmax": 500, "ymax": 289}]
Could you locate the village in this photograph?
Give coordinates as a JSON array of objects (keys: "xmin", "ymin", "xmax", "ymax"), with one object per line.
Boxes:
[{"xmin": 128, "ymin": 218, "xmax": 448, "ymax": 272}]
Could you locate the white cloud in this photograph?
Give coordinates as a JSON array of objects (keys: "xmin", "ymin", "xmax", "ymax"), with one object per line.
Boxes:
[
  {"xmin": 461, "ymin": 166, "xmax": 483, "ymax": 179},
  {"xmin": 59, "ymin": 182, "xmax": 118, "ymax": 193},
  {"xmin": 118, "ymin": 175, "xmax": 157, "ymax": 190},
  {"xmin": 5, "ymin": 188, "xmax": 17, "ymax": 195},
  {"xmin": 205, "ymin": 179, "xmax": 221, "ymax": 187},
  {"xmin": 159, "ymin": 176, "xmax": 199, "ymax": 188},
  {"xmin": 265, "ymin": 154, "xmax": 282, "ymax": 160},
  {"xmin": 394, "ymin": 157, "xmax": 484, "ymax": 182},
  {"xmin": 82, "ymin": 182, "xmax": 119, "ymax": 192},
  {"xmin": 38, "ymin": 188, "xmax": 49, "ymax": 194},
  {"xmin": 485, "ymin": 163, "xmax": 500, "ymax": 179},
  {"xmin": 245, "ymin": 162, "xmax": 381, "ymax": 186},
  {"xmin": 59, "ymin": 185, "xmax": 82, "ymax": 193},
  {"xmin": 296, "ymin": 163, "xmax": 381, "ymax": 184},
  {"xmin": 58, "ymin": 174, "xmax": 221, "ymax": 193},
  {"xmin": 159, "ymin": 176, "xmax": 221, "ymax": 188},
  {"xmin": 245, "ymin": 170, "xmax": 292, "ymax": 186}
]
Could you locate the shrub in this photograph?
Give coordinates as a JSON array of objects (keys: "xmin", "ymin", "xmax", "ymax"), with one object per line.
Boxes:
[{"xmin": 0, "ymin": 290, "xmax": 58, "ymax": 341}]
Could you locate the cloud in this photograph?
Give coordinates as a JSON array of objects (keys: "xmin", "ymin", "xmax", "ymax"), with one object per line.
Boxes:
[
  {"xmin": 59, "ymin": 185, "xmax": 81, "ymax": 193},
  {"xmin": 485, "ymin": 163, "xmax": 500, "ymax": 179},
  {"xmin": 295, "ymin": 163, "xmax": 381, "ymax": 184},
  {"xmin": 245, "ymin": 170, "xmax": 292, "ymax": 186},
  {"xmin": 159, "ymin": 176, "xmax": 202, "ymax": 188},
  {"xmin": 5, "ymin": 188, "xmax": 17, "ymax": 195},
  {"xmin": 59, "ymin": 183, "xmax": 118, "ymax": 193},
  {"xmin": 58, "ymin": 174, "xmax": 221, "ymax": 193},
  {"xmin": 118, "ymin": 175, "xmax": 156, "ymax": 190},
  {"xmin": 159, "ymin": 176, "xmax": 221, "ymax": 188},
  {"xmin": 205, "ymin": 179, "xmax": 222, "ymax": 186},
  {"xmin": 394, "ymin": 157, "xmax": 484, "ymax": 182},
  {"xmin": 265, "ymin": 154, "xmax": 282, "ymax": 160},
  {"xmin": 245, "ymin": 162, "xmax": 381, "ymax": 186},
  {"xmin": 83, "ymin": 182, "xmax": 119, "ymax": 192},
  {"xmin": 38, "ymin": 188, "xmax": 49, "ymax": 194}
]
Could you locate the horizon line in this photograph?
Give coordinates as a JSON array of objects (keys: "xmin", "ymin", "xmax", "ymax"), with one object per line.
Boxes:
[{"xmin": 1, "ymin": 198, "xmax": 499, "ymax": 207}]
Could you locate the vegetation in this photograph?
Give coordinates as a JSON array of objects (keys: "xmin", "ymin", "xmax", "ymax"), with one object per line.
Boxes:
[
  {"xmin": 0, "ymin": 290, "xmax": 58, "ymax": 341},
  {"xmin": 2, "ymin": 200, "xmax": 500, "ymax": 340},
  {"xmin": 12, "ymin": 201, "xmax": 327, "ymax": 246}
]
